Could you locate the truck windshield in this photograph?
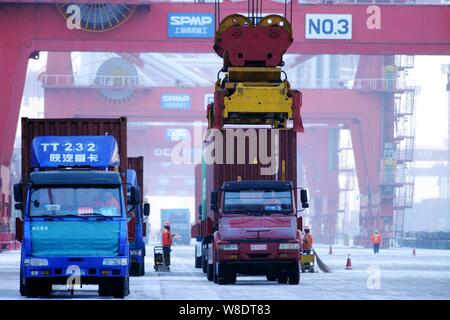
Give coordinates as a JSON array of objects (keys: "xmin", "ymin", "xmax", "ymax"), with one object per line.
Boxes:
[
  {"xmin": 29, "ymin": 186, "xmax": 122, "ymax": 217},
  {"xmin": 223, "ymin": 190, "xmax": 292, "ymax": 214}
]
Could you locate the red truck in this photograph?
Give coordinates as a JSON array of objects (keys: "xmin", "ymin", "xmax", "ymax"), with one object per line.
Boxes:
[{"xmin": 191, "ymin": 129, "xmax": 308, "ymax": 285}]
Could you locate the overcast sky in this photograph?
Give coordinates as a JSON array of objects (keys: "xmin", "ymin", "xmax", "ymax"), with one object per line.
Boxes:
[{"xmin": 410, "ymin": 56, "xmax": 450, "ymax": 149}]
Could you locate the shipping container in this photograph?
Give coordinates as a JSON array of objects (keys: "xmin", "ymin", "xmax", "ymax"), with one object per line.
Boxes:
[
  {"xmin": 194, "ymin": 164, "xmax": 203, "ymax": 221},
  {"xmin": 127, "ymin": 156, "xmax": 144, "ymax": 203},
  {"xmin": 161, "ymin": 208, "xmax": 191, "ymax": 245},
  {"xmin": 21, "ymin": 117, "xmax": 127, "ymax": 184},
  {"xmin": 193, "ymin": 128, "xmax": 298, "ymax": 236}
]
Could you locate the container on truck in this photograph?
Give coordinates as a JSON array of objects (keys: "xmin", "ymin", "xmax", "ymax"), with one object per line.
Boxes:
[
  {"xmin": 14, "ymin": 118, "xmax": 133, "ymax": 298},
  {"xmin": 191, "ymin": 129, "xmax": 308, "ymax": 284},
  {"xmin": 126, "ymin": 156, "xmax": 150, "ymax": 276}
]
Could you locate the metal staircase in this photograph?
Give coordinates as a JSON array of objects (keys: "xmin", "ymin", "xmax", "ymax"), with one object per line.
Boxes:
[
  {"xmin": 337, "ymin": 129, "xmax": 357, "ymax": 244},
  {"xmin": 391, "ymin": 55, "xmax": 416, "ymax": 245}
]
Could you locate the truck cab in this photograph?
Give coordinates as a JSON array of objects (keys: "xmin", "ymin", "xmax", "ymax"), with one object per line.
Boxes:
[
  {"xmin": 126, "ymin": 168, "xmax": 150, "ymax": 276},
  {"xmin": 15, "ymin": 136, "xmax": 132, "ymax": 298},
  {"xmin": 209, "ymin": 180, "xmax": 307, "ymax": 285}
]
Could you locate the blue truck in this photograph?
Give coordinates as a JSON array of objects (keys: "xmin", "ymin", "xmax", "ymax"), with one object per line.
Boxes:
[
  {"xmin": 160, "ymin": 209, "xmax": 191, "ymax": 245},
  {"xmin": 126, "ymin": 156, "xmax": 150, "ymax": 276},
  {"xmin": 15, "ymin": 118, "xmax": 133, "ymax": 298}
]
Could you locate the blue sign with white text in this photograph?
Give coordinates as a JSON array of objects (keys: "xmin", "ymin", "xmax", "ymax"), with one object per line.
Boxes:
[
  {"xmin": 168, "ymin": 13, "xmax": 214, "ymax": 38},
  {"xmin": 161, "ymin": 94, "xmax": 191, "ymax": 110},
  {"xmin": 31, "ymin": 136, "xmax": 120, "ymax": 168},
  {"xmin": 165, "ymin": 128, "xmax": 189, "ymax": 141}
]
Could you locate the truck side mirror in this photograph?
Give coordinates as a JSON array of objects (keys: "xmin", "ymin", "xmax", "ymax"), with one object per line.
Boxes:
[
  {"xmin": 210, "ymin": 191, "xmax": 218, "ymax": 211},
  {"xmin": 297, "ymin": 216, "xmax": 303, "ymax": 231},
  {"xmin": 14, "ymin": 183, "xmax": 23, "ymax": 203},
  {"xmin": 16, "ymin": 217, "xmax": 23, "ymax": 242},
  {"xmin": 142, "ymin": 223, "xmax": 147, "ymax": 237},
  {"xmin": 300, "ymin": 189, "xmax": 309, "ymax": 209},
  {"xmin": 198, "ymin": 204, "xmax": 203, "ymax": 221},
  {"xmin": 143, "ymin": 203, "xmax": 150, "ymax": 217},
  {"xmin": 129, "ymin": 186, "xmax": 140, "ymax": 206}
]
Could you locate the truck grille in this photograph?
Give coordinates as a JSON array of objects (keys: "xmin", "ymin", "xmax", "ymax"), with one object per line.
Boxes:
[{"xmin": 247, "ymin": 253, "xmax": 270, "ymax": 259}]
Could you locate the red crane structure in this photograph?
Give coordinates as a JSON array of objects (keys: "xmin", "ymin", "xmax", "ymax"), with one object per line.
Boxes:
[{"xmin": 1, "ymin": 0, "xmax": 449, "ymax": 249}]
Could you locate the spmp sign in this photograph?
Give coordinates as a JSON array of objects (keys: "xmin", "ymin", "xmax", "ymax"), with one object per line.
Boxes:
[
  {"xmin": 168, "ymin": 13, "xmax": 214, "ymax": 38},
  {"xmin": 161, "ymin": 94, "xmax": 191, "ymax": 110},
  {"xmin": 305, "ymin": 14, "xmax": 352, "ymax": 40}
]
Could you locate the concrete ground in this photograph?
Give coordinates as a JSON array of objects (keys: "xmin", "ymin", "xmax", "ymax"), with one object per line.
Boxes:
[{"xmin": 0, "ymin": 243, "xmax": 449, "ymax": 300}]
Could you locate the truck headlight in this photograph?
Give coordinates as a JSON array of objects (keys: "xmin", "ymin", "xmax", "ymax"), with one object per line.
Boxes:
[
  {"xmin": 279, "ymin": 243, "xmax": 299, "ymax": 250},
  {"xmin": 103, "ymin": 258, "xmax": 128, "ymax": 266},
  {"xmin": 219, "ymin": 244, "xmax": 238, "ymax": 251},
  {"xmin": 27, "ymin": 259, "xmax": 49, "ymax": 266}
]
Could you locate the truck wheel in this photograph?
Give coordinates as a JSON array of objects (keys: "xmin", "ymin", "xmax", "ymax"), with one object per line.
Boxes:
[
  {"xmin": 130, "ymin": 262, "xmax": 141, "ymax": 276},
  {"xmin": 25, "ymin": 279, "xmax": 52, "ymax": 298},
  {"xmin": 140, "ymin": 262, "xmax": 146, "ymax": 276},
  {"xmin": 43, "ymin": 282, "xmax": 52, "ymax": 296},
  {"xmin": 215, "ymin": 262, "xmax": 228, "ymax": 285},
  {"xmin": 195, "ymin": 255, "xmax": 202, "ymax": 268},
  {"xmin": 112, "ymin": 277, "xmax": 130, "ymax": 299},
  {"xmin": 277, "ymin": 274, "xmax": 288, "ymax": 284},
  {"xmin": 202, "ymin": 255, "xmax": 207, "ymax": 274},
  {"xmin": 213, "ymin": 262, "xmax": 218, "ymax": 284},
  {"xmin": 98, "ymin": 281, "xmax": 113, "ymax": 297},
  {"xmin": 226, "ymin": 272, "xmax": 236, "ymax": 284},
  {"xmin": 266, "ymin": 274, "xmax": 277, "ymax": 282},
  {"xmin": 206, "ymin": 263, "xmax": 214, "ymax": 281},
  {"xmin": 288, "ymin": 263, "xmax": 300, "ymax": 285},
  {"xmin": 20, "ymin": 270, "xmax": 26, "ymax": 296},
  {"xmin": 25, "ymin": 281, "xmax": 38, "ymax": 298}
]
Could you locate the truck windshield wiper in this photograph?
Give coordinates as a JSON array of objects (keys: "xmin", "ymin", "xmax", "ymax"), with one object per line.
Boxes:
[
  {"xmin": 31, "ymin": 213, "xmax": 115, "ymax": 219},
  {"xmin": 30, "ymin": 214, "xmax": 59, "ymax": 219},
  {"xmin": 225, "ymin": 210, "xmax": 245, "ymax": 214},
  {"xmin": 63, "ymin": 213, "xmax": 115, "ymax": 219}
]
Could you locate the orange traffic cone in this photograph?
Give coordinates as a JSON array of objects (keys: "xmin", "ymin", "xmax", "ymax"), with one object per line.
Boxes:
[
  {"xmin": 345, "ymin": 254, "xmax": 353, "ymax": 270},
  {"xmin": 329, "ymin": 245, "xmax": 333, "ymax": 254},
  {"xmin": 412, "ymin": 248, "xmax": 416, "ymax": 256}
]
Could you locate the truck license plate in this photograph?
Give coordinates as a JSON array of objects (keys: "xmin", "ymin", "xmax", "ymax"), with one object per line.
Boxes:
[
  {"xmin": 250, "ymin": 244, "xmax": 267, "ymax": 251},
  {"xmin": 66, "ymin": 269, "xmax": 85, "ymax": 276}
]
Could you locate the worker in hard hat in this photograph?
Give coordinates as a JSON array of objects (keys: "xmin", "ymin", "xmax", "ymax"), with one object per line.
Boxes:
[
  {"xmin": 302, "ymin": 226, "xmax": 313, "ymax": 254},
  {"xmin": 370, "ymin": 231, "xmax": 383, "ymax": 254},
  {"xmin": 162, "ymin": 221, "xmax": 176, "ymax": 269}
]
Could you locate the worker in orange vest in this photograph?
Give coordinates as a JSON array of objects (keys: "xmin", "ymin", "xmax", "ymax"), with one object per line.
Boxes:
[
  {"xmin": 162, "ymin": 221, "xmax": 176, "ymax": 269},
  {"xmin": 370, "ymin": 231, "xmax": 383, "ymax": 254},
  {"xmin": 302, "ymin": 226, "xmax": 313, "ymax": 254}
]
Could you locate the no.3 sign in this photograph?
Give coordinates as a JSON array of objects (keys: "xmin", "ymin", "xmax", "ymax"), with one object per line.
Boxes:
[{"xmin": 305, "ymin": 14, "xmax": 352, "ymax": 40}]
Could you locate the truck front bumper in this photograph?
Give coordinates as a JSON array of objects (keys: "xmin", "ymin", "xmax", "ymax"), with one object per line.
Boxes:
[
  {"xmin": 218, "ymin": 244, "xmax": 299, "ymax": 262},
  {"xmin": 23, "ymin": 256, "xmax": 128, "ymax": 282}
]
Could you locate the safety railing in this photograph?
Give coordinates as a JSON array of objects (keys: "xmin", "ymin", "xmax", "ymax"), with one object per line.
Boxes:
[
  {"xmin": 395, "ymin": 137, "xmax": 415, "ymax": 162},
  {"xmin": 93, "ymin": 75, "xmax": 139, "ymax": 88},
  {"xmin": 393, "ymin": 209, "xmax": 405, "ymax": 243},
  {"xmin": 395, "ymin": 56, "xmax": 415, "ymax": 69},
  {"xmin": 41, "ymin": 74, "xmax": 141, "ymax": 88},
  {"xmin": 299, "ymin": 78, "xmax": 417, "ymax": 91},
  {"xmin": 298, "ymin": 0, "xmax": 449, "ymax": 5},
  {"xmin": 394, "ymin": 182, "xmax": 414, "ymax": 208}
]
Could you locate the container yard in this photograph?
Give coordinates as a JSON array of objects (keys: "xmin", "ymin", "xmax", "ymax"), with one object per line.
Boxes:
[{"xmin": 0, "ymin": 0, "xmax": 449, "ymax": 311}]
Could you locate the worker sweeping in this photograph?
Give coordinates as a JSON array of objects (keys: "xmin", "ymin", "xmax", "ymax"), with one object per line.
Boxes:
[
  {"xmin": 302, "ymin": 226, "xmax": 313, "ymax": 254},
  {"xmin": 370, "ymin": 231, "xmax": 383, "ymax": 254},
  {"xmin": 162, "ymin": 221, "xmax": 177, "ymax": 269}
]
